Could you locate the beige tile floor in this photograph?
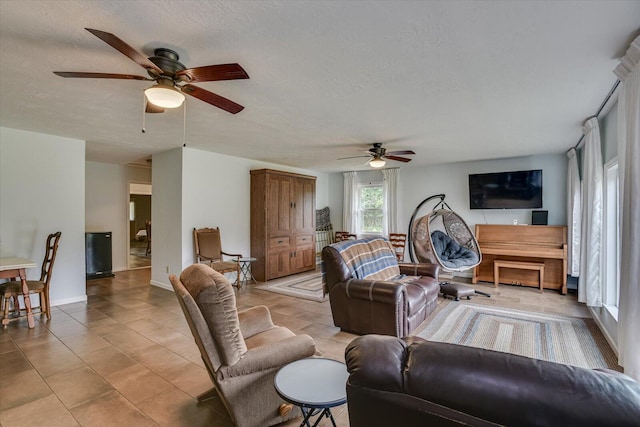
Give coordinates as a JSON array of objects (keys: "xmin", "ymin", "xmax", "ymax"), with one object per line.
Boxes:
[
  {"xmin": 0, "ymin": 268, "xmax": 591, "ymax": 426},
  {"xmin": 129, "ymin": 239, "xmax": 151, "ymax": 269}
]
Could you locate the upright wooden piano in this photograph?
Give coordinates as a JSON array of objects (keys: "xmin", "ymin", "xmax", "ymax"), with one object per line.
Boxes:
[{"xmin": 472, "ymin": 224, "xmax": 568, "ymax": 294}]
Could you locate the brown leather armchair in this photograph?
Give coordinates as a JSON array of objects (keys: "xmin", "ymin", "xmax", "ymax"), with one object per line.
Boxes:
[
  {"xmin": 322, "ymin": 237, "xmax": 440, "ymax": 337},
  {"xmin": 345, "ymin": 335, "xmax": 640, "ymax": 427}
]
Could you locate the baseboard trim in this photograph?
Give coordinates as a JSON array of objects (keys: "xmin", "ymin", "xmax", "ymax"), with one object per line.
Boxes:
[
  {"xmin": 150, "ymin": 280, "xmax": 173, "ymax": 291},
  {"xmin": 51, "ymin": 295, "xmax": 88, "ymax": 307},
  {"xmin": 588, "ymin": 306, "xmax": 619, "ymax": 357}
]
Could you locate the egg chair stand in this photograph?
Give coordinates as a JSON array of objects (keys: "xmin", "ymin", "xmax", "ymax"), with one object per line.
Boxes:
[{"xmin": 407, "ymin": 194, "xmax": 490, "ymax": 299}]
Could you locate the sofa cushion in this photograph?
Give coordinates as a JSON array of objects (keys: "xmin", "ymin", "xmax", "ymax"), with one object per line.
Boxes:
[
  {"xmin": 180, "ymin": 264, "xmax": 247, "ymax": 366},
  {"xmin": 332, "ymin": 237, "xmax": 400, "ymax": 280}
]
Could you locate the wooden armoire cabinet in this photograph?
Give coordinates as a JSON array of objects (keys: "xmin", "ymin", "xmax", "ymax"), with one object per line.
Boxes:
[{"xmin": 250, "ymin": 169, "xmax": 316, "ymax": 281}]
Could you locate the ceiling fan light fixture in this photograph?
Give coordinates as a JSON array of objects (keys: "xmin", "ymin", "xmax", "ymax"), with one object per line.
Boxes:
[
  {"xmin": 144, "ymin": 83, "xmax": 185, "ymax": 108},
  {"xmin": 369, "ymin": 157, "xmax": 386, "ymax": 168}
]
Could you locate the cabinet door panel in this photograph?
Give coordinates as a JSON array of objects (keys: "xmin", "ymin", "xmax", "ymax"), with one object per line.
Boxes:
[
  {"xmin": 301, "ymin": 179, "xmax": 316, "ymax": 231},
  {"xmin": 290, "ymin": 178, "xmax": 315, "ymax": 232},
  {"xmin": 292, "ymin": 244, "xmax": 315, "ymax": 272},
  {"xmin": 291, "ymin": 178, "xmax": 304, "ymax": 232},
  {"xmin": 267, "ymin": 175, "xmax": 291, "ymax": 234},
  {"xmin": 267, "ymin": 251, "xmax": 291, "ymax": 279}
]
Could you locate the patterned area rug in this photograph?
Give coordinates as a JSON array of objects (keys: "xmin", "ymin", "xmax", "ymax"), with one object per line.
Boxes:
[
  {"xmin": 256, "ymin": 272, "xmax": 326, "ymax": 302},
  {"xmin": 416, "ymin": 302, "xmax": 619, "ymax": 370}
]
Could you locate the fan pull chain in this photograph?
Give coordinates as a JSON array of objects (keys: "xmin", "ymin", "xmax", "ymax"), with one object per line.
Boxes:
[
  {"xmin": 182, "ymin": 98, "xmax": 187, "ymax": 147},
  {"xmin": 141, "ymin": 92, "xmax": 146, "ymax": 133}
]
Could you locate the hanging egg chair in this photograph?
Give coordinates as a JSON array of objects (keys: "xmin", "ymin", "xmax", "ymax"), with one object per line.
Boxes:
[{"xmin": 408, "ymin": 194, "xmax": 482, "ymax": 273}]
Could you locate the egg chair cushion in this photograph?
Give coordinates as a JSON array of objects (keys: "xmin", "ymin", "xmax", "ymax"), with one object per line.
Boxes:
[{"xmin": 430, "ymin": 230, "xmax": 479, "ymax": 269}]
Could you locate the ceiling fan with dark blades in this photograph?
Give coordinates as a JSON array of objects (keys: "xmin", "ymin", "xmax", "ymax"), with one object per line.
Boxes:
[
  {"xmin": 53, "ymin": 28, "xmax": 249, "ymax": 114},
  {"xmin": 338, "ymin": 142, "xmax": 415, "ymax": 167}
]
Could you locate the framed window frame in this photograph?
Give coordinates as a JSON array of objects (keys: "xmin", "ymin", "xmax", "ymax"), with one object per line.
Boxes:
[
  {"xmin": 603, "ymin": 157, "xmax": 620, "ymax": 318},
  {"xmin": 356, "ymin": 182, "xmax": 384, "ymax": 236}
]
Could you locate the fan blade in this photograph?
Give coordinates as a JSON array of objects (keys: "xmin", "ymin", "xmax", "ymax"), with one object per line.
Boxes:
[
  {"xmin": 181, "ymin": 84, "xmax": 244, "ymax": 114},
  {"xmin": 338, "ymin": 155, "xmax": 372, "ymax": 160},
  {"xmin": 53, "ymin": 72, "xmax": 151, "ymax": 80},
  {"xmin": 145, "ymin": 102, "xmax": 165, "ymax": 114},
  {"xmin": 385, "ymin": 150, "xmax": 415, "ymax": 156},
  {"xmin": 85, "ymin": 28, "xmax": 162, "ymax": 73},
  {"xmin": 175, "ymin": 63, "xmax": 249, "ymax": 83},
  {"xmin": 385, "ymin": 155, "xmax": 412, "ymax": 163}
]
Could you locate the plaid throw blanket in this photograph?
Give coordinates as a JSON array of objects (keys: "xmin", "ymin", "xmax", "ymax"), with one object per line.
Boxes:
[{"xmin": 332, "ymin": 237, "xmax": 400, "ymax": 280}]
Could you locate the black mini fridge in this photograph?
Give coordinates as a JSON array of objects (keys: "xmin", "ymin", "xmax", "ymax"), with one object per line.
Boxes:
[{"xmin": 86, "ymin": 232, "xmax": 114, "ymax": 279}]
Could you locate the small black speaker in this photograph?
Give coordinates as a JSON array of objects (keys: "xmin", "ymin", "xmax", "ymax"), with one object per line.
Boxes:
[{"xmin": 532, "ymin": 210, "xmax": 548, "ymax": 225}]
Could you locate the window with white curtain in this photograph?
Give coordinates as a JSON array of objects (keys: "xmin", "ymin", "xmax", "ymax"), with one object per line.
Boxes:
[
  {"xmin": 357, "ymin": 182, "xmax": 384, "ymax": 235},
  {"xmin": 603, "ymin": 159, "xmax": 620, "ymax": 316}
]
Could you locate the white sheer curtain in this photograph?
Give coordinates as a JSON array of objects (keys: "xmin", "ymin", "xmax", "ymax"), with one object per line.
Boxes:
[
  {"xmin": 614, "ymin": 35, "xmax": 640, "ymax": 381},
  {"xmin": 578, "ymin": 117, "xmax": 603, "ymax": 307},
  {"xmin": 566, "ymin": 148, "xmax": 581, "ymax": 277},
  {"xmin": 342, "ymin": 171, "xmax": 358, "ymax": 233},
  {"xmin": 382, "ymin": 168, "xmax": 400, "ymax": 235}
]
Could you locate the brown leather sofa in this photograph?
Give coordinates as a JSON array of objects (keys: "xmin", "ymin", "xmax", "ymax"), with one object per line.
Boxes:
[
  {"xmin": 345, "ymin": 335, "xmax": 640, "ymax": 427},
  {"xmin": 322, "ymin": 237, "xmax": 440, "ymax": 337}
]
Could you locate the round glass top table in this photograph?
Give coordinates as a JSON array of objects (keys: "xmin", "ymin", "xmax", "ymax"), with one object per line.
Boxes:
[{"xmin": 274, "ymin": 358, "xmax": 348, "ymax": 427}]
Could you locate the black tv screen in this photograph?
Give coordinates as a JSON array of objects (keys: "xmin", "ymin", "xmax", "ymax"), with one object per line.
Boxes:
[{"xmin": 469, "ymin": 169, "xmax": 542, "ymax": 209}]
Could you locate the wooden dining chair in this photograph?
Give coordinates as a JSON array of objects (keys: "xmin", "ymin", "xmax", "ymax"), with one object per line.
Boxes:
[
  {"xmin": 335, "ymin": 232, "xmax": 357, "ymax": 242},
  {"xmin": 388, "ymin": 233, "xmax": 407, "ymax": 262},
  {"xmin": 0, "ymin": 231, "xmax": 62, "ymax": 323},
  {"xmin": 193, "ymin": 227, "xmax": 242, "ymax": 288}
]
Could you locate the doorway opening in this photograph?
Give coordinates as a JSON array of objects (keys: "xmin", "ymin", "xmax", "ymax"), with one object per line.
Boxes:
[{"xmin": 129, "ymin": 183, "xmax": 152, "ymax": 269}]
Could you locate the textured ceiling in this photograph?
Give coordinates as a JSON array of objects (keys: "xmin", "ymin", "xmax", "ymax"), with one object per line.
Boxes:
[{"xmin": 1, "ymin": 1, "xmax": 638, "ymax": 172}]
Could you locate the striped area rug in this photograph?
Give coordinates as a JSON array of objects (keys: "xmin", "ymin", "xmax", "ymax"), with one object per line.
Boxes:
[
  {"xmin": 416, "ymin": 302, "xmax": 619, "ymax": 370},
  {"xmin": 255, "ymin": 272, "xmax": 326, "ymax": 302}
]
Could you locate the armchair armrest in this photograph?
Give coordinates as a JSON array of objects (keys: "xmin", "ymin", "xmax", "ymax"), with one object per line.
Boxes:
[
  {"xmin": 342, "ymin": 279, "xmax": 410, "ymax": 305},
  {"xmin": 217, "ymin": 334, "xmax": 316, "ymax": 379},
  {"xmin": 222, "ymin": 251, "xmax": 242, "ymax": 260},
  {"xmin": 238, "ymin": 305, "xmax": 274, "ymax": 339},
  {"xmin": 398, "ymin": 263, "xmax": 440, "ymax": 279}
]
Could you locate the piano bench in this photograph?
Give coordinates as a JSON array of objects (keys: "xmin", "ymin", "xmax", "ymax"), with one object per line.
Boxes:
[{"xmin": 494, "ymin": 260, "xmax": 545, "ymax": 293}]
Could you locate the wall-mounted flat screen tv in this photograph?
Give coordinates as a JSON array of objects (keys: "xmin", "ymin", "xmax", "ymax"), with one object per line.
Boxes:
[{"xmin": 469, "ymin": 169, "xmax": 542, "ymax": 209}]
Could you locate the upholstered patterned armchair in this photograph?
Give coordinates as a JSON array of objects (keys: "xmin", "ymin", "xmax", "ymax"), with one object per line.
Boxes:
[{"xmin": 170, "ymin": 264, "xmax": 316, "ymax": 427}]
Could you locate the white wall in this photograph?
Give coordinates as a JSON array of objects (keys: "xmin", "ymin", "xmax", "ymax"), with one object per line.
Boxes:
[
  {"xmin": 327, "ymin": 173, "xmax": 344, "ymax": 230},
  {"xmin": 150, "ymin": 148, "xmax": 184, "ymax": 289},
  {"xmin": 0, "ymin": 127, "xmax": 86, "ymax": 306},
  {"xmin": 402, "ymin": 153, "xmax": 567, "ymax": 232},
  {"xmin": 85, "ymin": 162, "xmax": 151, "ymax": 271},
  {"xmin": 328, "ymin": 153, "xmax": 566, "ymax": 233},
  {"xmin": 150, "ymin": 146, "xmax": 330, "ymax": 289}
]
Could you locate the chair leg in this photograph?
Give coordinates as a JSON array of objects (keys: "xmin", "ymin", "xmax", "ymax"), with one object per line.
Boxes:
[
  {"xmin": 44, "ymin": 289, "xmax": 51, "ymax": 319},
  {"xmin": 12, "ymin": 295, "xmax": 20, "ymax": 316},
  {"xmin": 2, "ymin": 294, "xmax": 12, "ymax": 327}
]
